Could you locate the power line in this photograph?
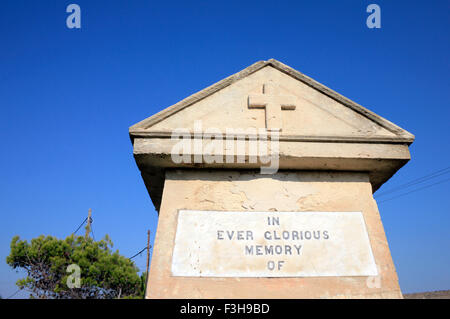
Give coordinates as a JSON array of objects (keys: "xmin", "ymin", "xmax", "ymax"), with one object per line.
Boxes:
[
  {"xmin": 377, "ymin": 177, "xmax": 450, "ymax": 204},
  {"xmin": 375, "ymin": 166, "xmax": 450, "ymax": 198},
  {"xmin": 129, "ymin": 247, "xmax": 147, "ymax": 260},
  {"xmin": 73, "ymin": 217, "xmax": 87, "ymax": 235},
  {"xmin": 6, "ymin": 289, "xmax": 21, "ymax": 299}
]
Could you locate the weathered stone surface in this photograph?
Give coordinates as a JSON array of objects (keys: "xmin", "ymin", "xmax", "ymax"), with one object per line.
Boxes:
[
  {"xmin": 133, "ymin": 136, "xmax": 410, "ymax": 210},
  {"xmin": 130, "ymin": 59, "xmax": 414, "ymax": 210},
  {"xmin": 129, "ymin": 59, "xmax": 413, "ymax": 299},
  {"xmin": 172, "ymin": 210, "xmax": 377, "ymax": 277},
  {"xmin": 247, "ymin": 82, "xmax": 297, "ymax": 131},
  {"xmin": 145, "ymin": 170, "xmax": 403, "ymax": 299}
]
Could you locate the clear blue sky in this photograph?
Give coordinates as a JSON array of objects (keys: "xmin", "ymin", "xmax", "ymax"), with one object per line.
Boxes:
[{"xmin": 0, "ymin": 0, "xmax": 449, "ymax": 298}]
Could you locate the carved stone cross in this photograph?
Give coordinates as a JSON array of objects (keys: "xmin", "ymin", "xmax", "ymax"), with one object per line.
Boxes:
[{"xmin": 248, "ymin": 83, "xmax": 296, "ymax": 131}]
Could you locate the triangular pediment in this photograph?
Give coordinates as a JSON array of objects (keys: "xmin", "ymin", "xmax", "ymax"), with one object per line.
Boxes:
[{"xmin": 130, "ymin": 59, "xmax": 414, "ymax": 144}]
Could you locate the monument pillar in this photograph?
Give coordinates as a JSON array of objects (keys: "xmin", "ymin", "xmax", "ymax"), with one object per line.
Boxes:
[{"xmin": 129, "ymin": 59, "xmax": 414, "ymax": 298}]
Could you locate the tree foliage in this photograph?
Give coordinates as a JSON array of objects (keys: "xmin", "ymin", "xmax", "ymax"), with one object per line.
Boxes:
[{"xmin": 6, "ymin": 234, "xmax": 144, "ymax": 299}]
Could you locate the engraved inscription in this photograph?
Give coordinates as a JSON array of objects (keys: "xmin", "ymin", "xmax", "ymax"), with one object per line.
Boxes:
[{"xmin": 171, "ymin": 210, "xmax": 377, "ymax": 277}]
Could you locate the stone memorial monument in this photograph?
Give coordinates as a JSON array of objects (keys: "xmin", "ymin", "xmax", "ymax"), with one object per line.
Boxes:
[{"xmin": 129, "ymin": 59, "xmax": 414, "ymax": 298}]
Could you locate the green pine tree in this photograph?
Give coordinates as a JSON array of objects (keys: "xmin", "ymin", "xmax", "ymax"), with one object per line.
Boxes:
[{"xmin": 6, "ymin": 234, "xmax": 144, "ymax": 299}]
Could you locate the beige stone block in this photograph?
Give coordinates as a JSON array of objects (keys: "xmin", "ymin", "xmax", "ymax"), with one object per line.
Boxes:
[{"xmin": 146, "ymin": 170, "xmax": 402, "ymax": 299}]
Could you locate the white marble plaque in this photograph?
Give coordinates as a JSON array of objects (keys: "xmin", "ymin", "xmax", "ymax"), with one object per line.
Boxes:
[{"xmin": 171, "ymin": 210, "xmax": 377, "ymax": 277}]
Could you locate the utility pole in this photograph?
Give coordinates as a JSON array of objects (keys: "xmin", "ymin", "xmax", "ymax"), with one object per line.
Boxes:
[
  {"xmin": 146, "ymin": 230, "xmax": 150, "ymax": 274},
  {"xmin": 144, "ymin": 230, "xmax": 151, "ymax": 299},
  {"xmin": 85, "ymin": 208, "xmax": 92, "ymax": 239}
]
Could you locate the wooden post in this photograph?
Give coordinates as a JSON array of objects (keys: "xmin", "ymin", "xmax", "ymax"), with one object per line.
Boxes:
[
  {"xmin": 144, "ymin": 230, "xmax": 150, "ymax": 299},
  {"xmin": 85, "ymin": 208, "xmax": 92, "ymax": 239},
  {"xmin": 146, "ymin": 230, "xmax": 150, "ymax": 273}
]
